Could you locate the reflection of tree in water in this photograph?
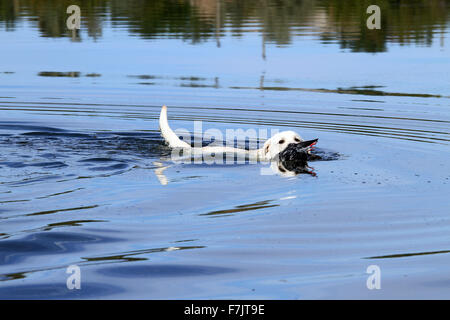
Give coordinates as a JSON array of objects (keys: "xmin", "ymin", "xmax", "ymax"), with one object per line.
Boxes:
[
  {"xmin": 110, "ymin": 0, "xmax": 216, "ymax": 42},
  {"xmin": 0, "ymin": 0, "xmax": 448, "ymax": 51},
  {"xmin": 0, "ymin": 0, "xmax": 107, "ymax": 39},
  {"xmin": 318, "ymin": 0, "xmax": 449, "ymax": 52}
]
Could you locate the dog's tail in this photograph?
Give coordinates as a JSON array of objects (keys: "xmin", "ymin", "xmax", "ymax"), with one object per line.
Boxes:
[{"xmin": 159, "ymin": 106, "xmax": 191, "ymax": 148}]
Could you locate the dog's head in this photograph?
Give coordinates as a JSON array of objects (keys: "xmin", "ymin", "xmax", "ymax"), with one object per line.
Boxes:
[{"xmin": 263, "ymin": 131, "xmax": 318, "ymax": 161}]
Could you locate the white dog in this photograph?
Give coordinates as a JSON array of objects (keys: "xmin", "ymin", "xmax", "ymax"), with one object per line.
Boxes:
[{"xmin": 159, "ymin": 105, "xmax": 318, "ymax": 162}]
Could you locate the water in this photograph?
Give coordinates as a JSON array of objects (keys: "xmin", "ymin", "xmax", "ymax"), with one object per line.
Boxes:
[{"xmin": 0, "ymin": 0, "xmax": 450, "ymax": 299}]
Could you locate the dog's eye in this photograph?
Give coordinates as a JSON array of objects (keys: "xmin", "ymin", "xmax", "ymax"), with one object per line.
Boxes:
[
  {"xmin": 279, "ymin": 139, "xmax": 285, "ymax": 144},
  {"xmin": 278, "ymin": 166, "xmax": 286, "ymax": 173},
  {"xmin": 294, "ymin": 138, "xmax": 301, "ymax": 142}
]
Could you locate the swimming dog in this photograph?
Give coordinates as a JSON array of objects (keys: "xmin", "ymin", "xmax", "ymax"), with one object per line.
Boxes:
[{"xmin": 159, "ymin": 105, "xmax": 318, "ymax": 164}]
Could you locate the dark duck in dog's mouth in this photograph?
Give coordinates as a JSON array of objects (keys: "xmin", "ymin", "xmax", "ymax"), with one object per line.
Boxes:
[{"xmin": 277, "ymin": 138, "xmax": 319, "ymax": 175}]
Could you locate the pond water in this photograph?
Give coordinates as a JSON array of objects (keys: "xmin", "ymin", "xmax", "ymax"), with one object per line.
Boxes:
[{"xmin": 0, "ymin": 0, "xmax": 449, "ymax": 299}]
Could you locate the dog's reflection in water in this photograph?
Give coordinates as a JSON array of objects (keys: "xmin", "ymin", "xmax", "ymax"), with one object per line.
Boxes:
[{"xmin": 270, "ymin": 159, "xmax": 316, "ymax": 177}]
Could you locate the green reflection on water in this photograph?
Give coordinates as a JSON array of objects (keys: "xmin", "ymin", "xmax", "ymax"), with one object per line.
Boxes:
[{"xmin": 0, "ymin": 0, "xmax": 448, "ymax": 51}]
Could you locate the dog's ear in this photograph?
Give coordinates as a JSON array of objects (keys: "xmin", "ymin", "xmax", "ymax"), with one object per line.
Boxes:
[{"xmin": 264, "ymin": 140, "xmax": 270, "ymax": 155}]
